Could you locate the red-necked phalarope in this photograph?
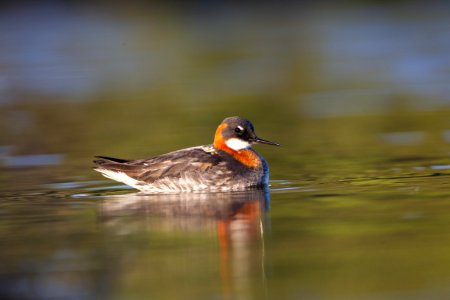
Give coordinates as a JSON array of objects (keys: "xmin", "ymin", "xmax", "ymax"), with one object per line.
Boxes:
[{"xmin": 93, "ymin": 116, "xmax": 280, "ymax": 193}]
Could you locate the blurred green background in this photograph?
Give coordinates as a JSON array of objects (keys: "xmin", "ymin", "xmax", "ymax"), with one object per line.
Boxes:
[{"xmin": 1, "ymin": 1, "xmax": 449, "ymax": 170}]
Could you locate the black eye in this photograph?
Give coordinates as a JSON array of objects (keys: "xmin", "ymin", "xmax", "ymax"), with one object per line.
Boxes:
[{"xmin": 235, "ymin": 126, "xmax": 245, "ymax": 135}]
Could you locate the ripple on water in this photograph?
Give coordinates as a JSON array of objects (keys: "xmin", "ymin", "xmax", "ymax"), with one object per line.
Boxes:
[
  {"xmin": 269, "ymin": 180, "xmax": 303, "ymax": 193},
  {"xmin": 2, "ymin": 154, "xmax": 64, "ymax": 168}
]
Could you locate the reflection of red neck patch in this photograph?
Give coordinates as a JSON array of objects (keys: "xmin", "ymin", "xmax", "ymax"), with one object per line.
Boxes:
[{"xmin": 213, "ymin": 123, "xmax": 262, "ymax": 168}]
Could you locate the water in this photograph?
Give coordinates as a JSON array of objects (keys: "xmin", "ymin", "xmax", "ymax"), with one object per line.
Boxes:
[{"xmin": 1, "ymin": 2, "xmax": 450, "ymax": 299}]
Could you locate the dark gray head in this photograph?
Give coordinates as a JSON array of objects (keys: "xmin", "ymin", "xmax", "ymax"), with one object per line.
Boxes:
[{"xmin": 214, "ymin": 116, "xmax": 280, "ymax": 151}]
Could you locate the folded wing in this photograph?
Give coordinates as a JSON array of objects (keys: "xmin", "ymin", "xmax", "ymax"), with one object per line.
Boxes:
[{"xmin": 93, "ymin": 146, "xmax": 223, "ymax": 184}]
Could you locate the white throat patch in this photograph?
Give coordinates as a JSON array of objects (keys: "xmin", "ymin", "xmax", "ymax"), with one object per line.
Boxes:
[{"xmin": 225, "ymin": 138, "xmax": 251, "ymax": 151}]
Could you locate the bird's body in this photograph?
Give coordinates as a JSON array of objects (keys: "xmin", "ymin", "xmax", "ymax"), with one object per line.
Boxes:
[{"xmin": 93, "ymin": 116, "xmax": 279, "ymax": 193}]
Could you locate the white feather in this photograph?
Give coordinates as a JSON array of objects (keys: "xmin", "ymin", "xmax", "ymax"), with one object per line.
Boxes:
[
  {"xmin": 225, "ymin": 138, "xmax": 251, "ymax": 151},
  {"xmin": 97, "ymin": 169, "xmax": 141, "ymax": 189}
]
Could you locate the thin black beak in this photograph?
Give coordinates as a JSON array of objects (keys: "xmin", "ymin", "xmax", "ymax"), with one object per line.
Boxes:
[{"xmin": 253, "ymin": 136, "xmax": 281, "ymax": 146}]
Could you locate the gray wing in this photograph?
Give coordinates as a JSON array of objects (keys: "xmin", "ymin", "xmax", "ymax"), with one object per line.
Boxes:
[{"xmin": 93, "ymin": 145, "xmax": 226, "ymax": 183}]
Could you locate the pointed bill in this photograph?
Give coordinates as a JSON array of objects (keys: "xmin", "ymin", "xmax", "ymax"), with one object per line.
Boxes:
[{"xmin": 253, "ymin": 136, "xmax": 280, "ymax": 146}]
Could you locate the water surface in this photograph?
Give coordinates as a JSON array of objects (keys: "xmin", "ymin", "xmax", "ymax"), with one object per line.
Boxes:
[{"xmin": 1, "ymin": 2, "xmax": 450, "ymax": 299}]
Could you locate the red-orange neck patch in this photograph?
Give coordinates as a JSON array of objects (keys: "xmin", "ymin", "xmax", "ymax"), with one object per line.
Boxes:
[
  {"xmin": 231, "ymin": 149, "xmax": 262, "ymax": 168},
  {"xmin": 213, "ymin": 123, "xmax": 262, "ymax": 169}
]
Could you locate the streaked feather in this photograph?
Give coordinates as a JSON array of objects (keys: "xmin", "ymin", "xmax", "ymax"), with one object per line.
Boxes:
[{"xmin": 93, "ymin": 145, "xmax": 266, "ymax": 193}]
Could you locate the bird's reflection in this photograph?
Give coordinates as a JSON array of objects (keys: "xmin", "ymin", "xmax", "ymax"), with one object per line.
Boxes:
[
  {"xmin": 99, "ymin": 188, "xmax": 269, "ymax": 218},
  {"xmin": 99, "ymin": 188, "xmax": 270, "ymax": 299}
]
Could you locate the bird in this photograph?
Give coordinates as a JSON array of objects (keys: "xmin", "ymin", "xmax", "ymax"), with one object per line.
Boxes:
[{"xmin": 93, "ymin": 116, "xmax": 280, "ymax": 193}]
